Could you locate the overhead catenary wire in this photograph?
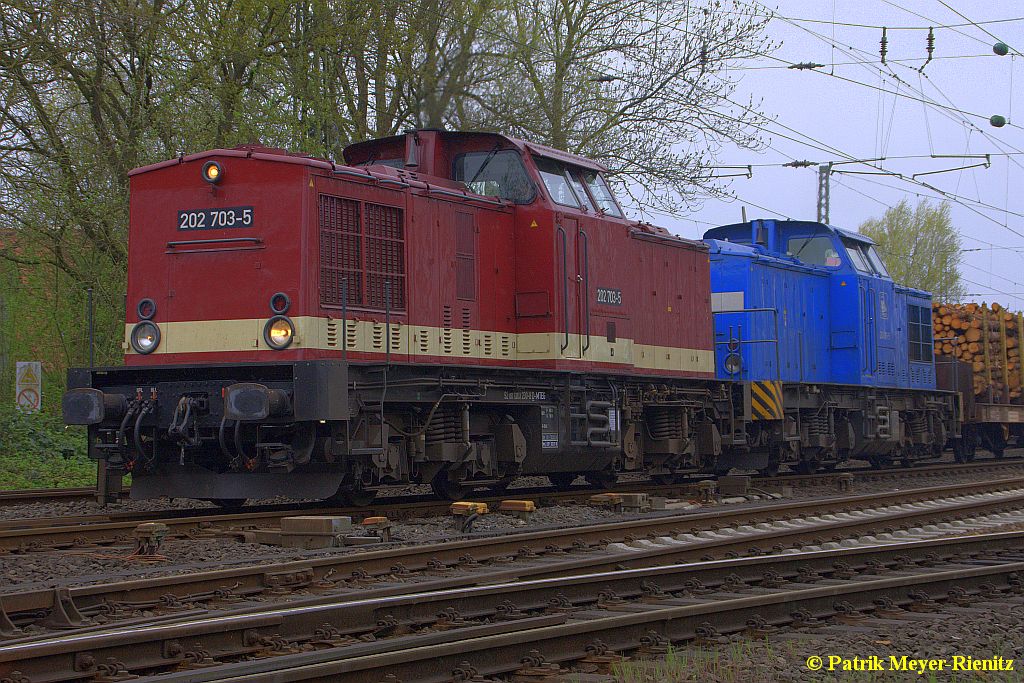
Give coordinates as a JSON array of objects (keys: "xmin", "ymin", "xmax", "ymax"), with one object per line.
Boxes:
[{"xmin": 408, "ymin": 0, "xmax": 1023, "ymax": 302}]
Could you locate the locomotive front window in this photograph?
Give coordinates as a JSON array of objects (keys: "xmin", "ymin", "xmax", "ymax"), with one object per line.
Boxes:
[
  {"xmin": 865, "ymin": 246, "xmax": 890, "ymax": 277},
  {"xmin": 580, "ymin": 170, "xmax": 624, "ymax": 217},
  {"xmin": 453, "ymin": 150, "xmax": 535, "ymax": 204},
  {"xmin": 787, "ymin": 236, "xmax": 842, "ymax": 267},
  {"xmin": 568, "ymin": 171, "xmax": 596, "ymax": 211},
  {"xmin": 534, "ymin": 156, "xmax": 581, "ymax": 207},
  {"xmin": 842, "ymin": 240, "xmax": 872, "ymax": 273}
]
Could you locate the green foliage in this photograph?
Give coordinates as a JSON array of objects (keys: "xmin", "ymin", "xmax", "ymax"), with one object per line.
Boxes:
[
  {"xmin": 0, "ymin": 405, "xmax": 93, "ymax": 489},
  {"xmin": 859, "ymin": 199, "xmax": 966, "ymax": 300}
]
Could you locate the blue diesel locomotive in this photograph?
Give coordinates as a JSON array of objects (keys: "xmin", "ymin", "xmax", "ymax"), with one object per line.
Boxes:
[{"xmin": 702, "ymin": 219, "xmax": 955, "ymax": 473}]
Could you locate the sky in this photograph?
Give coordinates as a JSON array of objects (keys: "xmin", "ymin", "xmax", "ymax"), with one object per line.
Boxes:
[{"xmin": 650, "ymin": 0, "xmax": 1024, "ymax": 309}]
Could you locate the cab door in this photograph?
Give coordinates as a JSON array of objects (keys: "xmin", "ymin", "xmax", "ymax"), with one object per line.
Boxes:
[
  {"xmin": 556, "ymin": 214, "xmax": 584, "ymax": 359},
  {"xmin": 860, "ymin": 277, "xmax": 877, "ymax": 380}
]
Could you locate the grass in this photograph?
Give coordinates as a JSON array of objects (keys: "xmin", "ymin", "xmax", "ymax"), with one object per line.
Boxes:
[{"xmin": 0, "ymin": 405, "xmax": 94, "ymax": 489}]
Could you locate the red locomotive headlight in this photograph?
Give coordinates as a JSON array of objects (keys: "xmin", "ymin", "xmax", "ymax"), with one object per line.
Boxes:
[{"xmin": 202, "ymin": 160, "xmax": 223, "ymax": 184}]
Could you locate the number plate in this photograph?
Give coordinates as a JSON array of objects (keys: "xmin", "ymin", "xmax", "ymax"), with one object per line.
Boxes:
[
  {"xmin": 596, "ymin": 287, "xmax": 622, "ymax": 306},
  {"xmin": 178, "ymin": 206, "xmax": 254, "ymax": 231}
]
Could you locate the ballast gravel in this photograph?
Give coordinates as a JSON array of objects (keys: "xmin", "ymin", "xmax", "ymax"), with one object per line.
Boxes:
[{"xmin": 618, "ymin": 599, "xmax": 1024, "ymax": 682}]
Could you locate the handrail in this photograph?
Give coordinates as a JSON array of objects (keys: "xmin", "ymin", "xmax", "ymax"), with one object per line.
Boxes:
[
  {"xmin": 167, "ymin": 237, "xmax": 263, "ymax": 247},
  {"xmin": 557, "ymin": 225, "xmax": 569, "ymax": 353},
  {"xmin": 580, "ymin": 229, "xmax": 591, "ymax": 355}
]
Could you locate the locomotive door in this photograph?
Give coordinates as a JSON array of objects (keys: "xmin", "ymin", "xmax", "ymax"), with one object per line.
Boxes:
[
  {"xmin": 557, "ymin": 216, "xmax": 585, "ymax": 359},
  {"xmin": 861, "ymin": 278, "xmax": 877, "ymax": 378}
]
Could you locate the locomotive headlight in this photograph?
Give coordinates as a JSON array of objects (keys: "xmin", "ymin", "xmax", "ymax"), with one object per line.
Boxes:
[
  {"xmin": 264, "ymin": 315, "xmax": 295, "ymax": 350},
  {"xmin": 724, "ymin": 352, "xmax": 742, "ymax": 375},
  {"xmin": 202, "ymin": 160, "xmax": 223, "ymax": 184},
  {"xmin": 130, "ymin": 321, "xmax": 161, "ymax": 354}
]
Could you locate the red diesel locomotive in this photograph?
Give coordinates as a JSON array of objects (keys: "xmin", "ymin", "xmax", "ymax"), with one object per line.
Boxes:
[{"xmin": 64, "ymin": 130, "xmax": 749, "ymax": 504}]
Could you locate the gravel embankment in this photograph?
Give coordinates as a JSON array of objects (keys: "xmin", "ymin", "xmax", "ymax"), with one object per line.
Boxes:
[{"xmin": 618, "ymin": 599, "xmax": 1024, "ymax": 682}]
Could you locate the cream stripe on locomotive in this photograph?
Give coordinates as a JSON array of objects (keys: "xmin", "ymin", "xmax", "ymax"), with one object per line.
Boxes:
[{"xmin": 124, "ymin": 317, "xmax": 716, "ymax": 373}]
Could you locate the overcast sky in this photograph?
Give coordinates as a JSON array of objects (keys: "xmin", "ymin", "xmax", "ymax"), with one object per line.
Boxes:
[{"xmin": 650, "ymin": 0, "xmax": 1024, "ymax": 309}]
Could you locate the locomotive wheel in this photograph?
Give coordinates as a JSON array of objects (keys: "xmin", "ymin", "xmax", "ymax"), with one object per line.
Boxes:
[
  {"xmin": 794, "ymin": 459, "xmax": 819, "ymax": 474},
  {"xmin": 489, "ymin": 477, "xmax": 514, "ymax": 494},
  {"xmin": 207, "ymin": 498, "xmax": 247, "ymax": 508},
  {"xmin": 335, "ymin": 486, "xmax": 377, "ymax": 507},
  {"xmin": 585, "ymin": 471, "xmax": 617, "ymax": 489},
  {"xmin": 431, "ymin": 472, "xmax": 470, "ymax": 501},
  {"xmin": 548, "ymin": 473, "xmax": 577, "ymax": 490}
]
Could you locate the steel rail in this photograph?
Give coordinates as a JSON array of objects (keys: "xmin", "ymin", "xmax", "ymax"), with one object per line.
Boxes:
[
  {"xmin": 4, "ymin": 531, "xmax": 1023, "ymax": 682},
  {"xmin": 3, "ymin": 459, "xmax": 1024, "ymax": 550},
  {"xmin": 4, "ymin": 477, "xmax": 1024, "ymax": 634}
]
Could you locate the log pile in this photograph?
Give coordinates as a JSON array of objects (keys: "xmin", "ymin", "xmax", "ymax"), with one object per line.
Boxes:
[{"xmin": 932, "ymin": 301, "xmax": 1024, "ymax": 401}]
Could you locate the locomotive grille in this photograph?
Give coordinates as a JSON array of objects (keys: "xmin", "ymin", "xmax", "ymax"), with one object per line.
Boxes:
[
  {"xmin": 319, "ymin": 195, "xmax": 362, "ymax": 307},
  {"xmin": 319, "ymin": 195, "xmax": 406, "ymax": 311}
]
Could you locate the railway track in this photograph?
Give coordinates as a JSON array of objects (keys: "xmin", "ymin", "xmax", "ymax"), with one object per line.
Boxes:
[
  {"xmin": 5, "ymin": 475, "xmax": 1024, "ymax": 638},
  {"xmin": 4, "ymin": 458, "xmax": 1024, "ymax": 553},
  {"xmin": 5, "ymin": 528, "xmax": 1024, "ymax": 682},
  {"xmin": 0, "ymin": 488, "xmax": 120, "ymax": 508}
]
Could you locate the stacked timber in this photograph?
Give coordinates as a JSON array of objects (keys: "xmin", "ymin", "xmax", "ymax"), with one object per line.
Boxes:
[{"xmin": 932, "ymin": 301, "xmax": 1024, "ymax": 401}]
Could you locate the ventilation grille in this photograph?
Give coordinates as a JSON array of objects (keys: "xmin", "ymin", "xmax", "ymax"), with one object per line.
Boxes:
[
  {"xmin": 319, "ymin": 195, "xmax": 361, "ymax": 307},
  {"xmin": 442, "ymin": 305, "xmax": 453, "ymax": 355},
  {"xmin": 455, "ymin": 212, "xmax": 476, "ymax": 301},
  {"xmin": 461, "ymin": 307, "xmax": 472, "ymax": 356},
  {"xmin": 326, "ymin": 319, "xmax": 339, "ymax": 348},
  {"xmin": 365, "ymin": 203, "xmax": 406, "ymax": 310},
  {"xmin": 319, "ymin": 195, "xmax": 405, "ymax": 311}
]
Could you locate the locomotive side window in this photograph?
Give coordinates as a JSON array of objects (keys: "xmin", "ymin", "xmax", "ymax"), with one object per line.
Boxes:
[
  {"xmin": 842, "ymin": 240, "xmax": 872, "ymax": 273},
  {"xmin": 907, "ymin": 304, "xmax": 932, "ymax": 362},
  {"xmin": 580, "ymin": 170, "xmax": 623, "ymax": 217},
  {"xmin": 787, "ymin": 236, "xmax": 842, "ymax": 267},
  {"xmin": 534, "ymin": 156, "xmax": 581, "ymax": 208},
  {"xmin": 865, "ymin": 246, "xmax": 890, "ymax": 277},
  {"xmin": 453, "ymin": 150, "xmax": 535, "ymax": 204}
]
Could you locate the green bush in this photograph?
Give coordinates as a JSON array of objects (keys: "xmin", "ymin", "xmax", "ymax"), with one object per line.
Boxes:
[{"xmin": 0, "ymin": 406, "xmax": 94, "ymax": 489}]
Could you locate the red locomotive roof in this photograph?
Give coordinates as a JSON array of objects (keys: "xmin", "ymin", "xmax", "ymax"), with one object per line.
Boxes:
[
  {"xmin": 129, "ymin": 131, "xmax": 609, "ymax": 179},
  {"xmin": 343, "ymin": 130, "xmax": 609, "ymax": 172}
]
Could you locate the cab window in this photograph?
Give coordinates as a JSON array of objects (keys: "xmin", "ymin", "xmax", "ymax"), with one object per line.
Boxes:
[
  {"xmin": 580, "ymin": 170, "xmax": 623, "ymax": 217},
  {"xmin": 567, "ymin": 171, "xmax": 595, "ymax": 211},
  {"xmin": 534, "ymin": 156, "xmax": 581, "ymax": 208},
  {"xmin": 865, "ymin": 245, "xmax": 889, "ymax": 277},
  {"xmin": 453, "ymin": 150, "xmax": 535, "ymax": 204},
  {"xmin": 787, "ymin": 236, "xmax": 842, "ymax": 267},
  {"xmin": 842, "ymin": 240, "xmax": 872, "ymax": 272}
]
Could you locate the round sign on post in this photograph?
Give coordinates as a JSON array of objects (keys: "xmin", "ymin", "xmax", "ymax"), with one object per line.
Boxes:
[{"xmin": 17, "ymin": 387, "xmax": 40, "ymax": 412}]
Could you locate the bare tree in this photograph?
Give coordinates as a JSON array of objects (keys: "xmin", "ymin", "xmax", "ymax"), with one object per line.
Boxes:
[
  {"xmin": 466, "ymin": 0, "xmax": 775, "ymax": 211},
  {"xmin": 859, "ymin": 199, "xmax": 966, "ymax": 300}
]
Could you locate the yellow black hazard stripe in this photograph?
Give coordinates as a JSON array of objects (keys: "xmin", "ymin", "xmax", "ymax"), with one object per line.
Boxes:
[{"xmin": 750, "ymin": 380, "xmax": 784, "ymax": 420}]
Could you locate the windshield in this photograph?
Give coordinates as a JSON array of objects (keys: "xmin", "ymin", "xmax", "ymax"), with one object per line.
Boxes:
[
  {"xmin": 453, "ymin": 150, "xmax": 535, "ymax": 204},
  {"xmin": 580, "ymin": 170, "xmax": 623, "ymax": 217},
  {"xmin": 787, "ymin": 236, "xmax": 842, "ymax": 267},
  {"xmin": 534, "ymin": 156, "xmax": 581, "ymax": 207},
  {"xmin": 865, "ymin": 245, "xmax": 890, "ymax": 276},
  {"xmin": 842, "ymin": 240, "xmax": 871, "ymax": 272}
]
